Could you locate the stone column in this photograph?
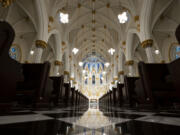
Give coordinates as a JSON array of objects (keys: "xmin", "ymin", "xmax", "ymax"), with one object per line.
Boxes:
[
  {"xmin": 64, "ymin": 51, "xmax": 70, "ymax": 83},
  {"xmin": 54, "ymin": 60, "xmax": 63, "ymax": 76},
  {"xmin": 118, "ymin": 71, "xmax": 124, "ymax": 84},
  {"xmin": 125, "ymin": 60, "xmax": 134, "ymax": 76},
  {"xmin": 141, "ymin": 39, "xmax": 154, "ymax": 63},
  {"xmin": 34, "ymin": 40, "xmax": 47, "ymax": 63},
  {"xmin": 113, "ymin": 55, "xmax": 118, "ymax": 87}
]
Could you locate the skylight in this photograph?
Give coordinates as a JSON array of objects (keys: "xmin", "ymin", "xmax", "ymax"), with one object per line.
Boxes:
[
  {"xmin": 59, "ymin": 12, "xmax": 69, "ymax": 24},
  {"xmin": 118, "ymin": 12, "xmax": 128, "ymax": 24},
  {"xmin": 79, "ymin": 62, "xmax": 83, "ymax": 67},
  {"xmin": 105, "ymin": 62, "xmax": 110, "ymax": 67},
  {"xmin": 72, "ymin": 48, "xmax": 79, "ymax": 55},
  {"xmin": 108, "ymin": 48, "xmax": 115, "ymax": 55}
]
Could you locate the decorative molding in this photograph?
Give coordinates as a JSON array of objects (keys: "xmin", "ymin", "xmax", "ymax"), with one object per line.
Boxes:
[
  {"xmin": 134, "ymin": 16, "xmax": 139, "ymax": 22},
  {"xmin": 64, "ymin": 71, "xmax": 70, "ymax": 75},
  {"xmin": 122, "ymin": 41, "xmax": 126, "ymax": 46},
  {"xmin": 114, "ymin": 77, "xmax": 118, "ymax": 81},
  {"xmin": 0, "ymin": 0, "xmax": 15, "ymax": 8},
  {"xmin": 141, "ymin": 39, "xmax": 153, "ymax": 48},
  {"xmin": 111, "ymin": 81, "xmax": 115, "ymax": 85},
  {"xmin": 54, "ymin": 60, "xmax": 63, "ymax": 66},
  {"xmin": 77, "ymin": 3, "xmax": 81, "ymax": 8},
  {"xmin": 49, "ymin": 16, "xmax": 54, "ymax": 23},
  {"xmin": 106, "ymin": 3, "xmax": 110, "ymax": 8},
  {"xmin": 70, "ymin": 77, "xmax": 74, "ymax": 80},
  {"xmin": 62, "ymin": 41, "xmax": 66, "ymax": 46},
  {"xmin": 160, "ymin": 60, "xmax": 165, "ymax": 63},
  {"xmin": 118, "ymin": 71, "xmax": 124, "ymax": 75},
  {"xmin": 35, "ymin": 40, "xmax": 47, "ymax": 49},
  {"xmin": 125, "ymin": 60, "xmax": 134, "ymax": 66}
]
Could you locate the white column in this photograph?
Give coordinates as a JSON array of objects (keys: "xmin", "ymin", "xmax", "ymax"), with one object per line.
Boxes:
[
  {"xmin": 64, "ymin": 50, "xmax": 70, "ymax": 83},
  {"xmin": 126, "ymin": 60, "xmax": 134, "ymax": 76},
  {"xmin": 54, "ymin": 60, "xmax": 63, "ymax": 76},
  {"xmin": 118, "ymin": 52, "xmax": 124, "ymax": 83},
  {"xmin": 113, "ymin": 54, "xmax": 118, "ymax": 87},
  {"xmin": 34, "ymin": 40, "xmax": 47, "ymax": 63},
  {"xmin": 141, "ymin": 40, "xmax": 154, "ymax": 63}
]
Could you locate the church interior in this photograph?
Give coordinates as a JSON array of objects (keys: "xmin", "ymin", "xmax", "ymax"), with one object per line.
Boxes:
[{"xmin": 0, "ymin": 0, "xmax": 180, "ymax": 134}]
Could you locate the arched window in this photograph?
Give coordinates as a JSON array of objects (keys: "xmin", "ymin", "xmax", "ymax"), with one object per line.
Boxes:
[
  {"xmin": 169, "ymin": 43, "xmax": 180, "ymax": 61},
  {"xmin": 9, "ymin": 45, "xmax": 21, "ymax": 61}
]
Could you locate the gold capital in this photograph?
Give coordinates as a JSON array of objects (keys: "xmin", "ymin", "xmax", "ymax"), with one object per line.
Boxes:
[
  {"xmin": 118, "ymin": 71, "xmax": 124, "ymax": 75},
  {"xmin": 35, "ymin": 40, "xmax": 47, "ymax": 49},
  {"xmin": 125, "ymin": 60, "xmax": 134, "ymax": 66},
  {"xmin": 0, "ymin": 0, "xmax": 15, "ymax": 8},
  {"xmin": 64, "ymin": 71, "xmax": 69, "ymax": 75},
  {"xmin": 54, "ymin": 60, "xmax": 63, "ymax": 66},
  {"xmin": 141, "ymin": 39, "xmax": 153, "ymax": 48}
]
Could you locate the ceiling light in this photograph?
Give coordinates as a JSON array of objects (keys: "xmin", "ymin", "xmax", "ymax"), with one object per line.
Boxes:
[
  {"xmin": 82, "ymin": 70, "xmax": 86, "ymax": 74},
  {"xmin": 155, "ymin": 50, "xmax": 160, "ymax": 54},
  {"xmin": 30, "ymin": 50, "xmax": 34, "ymax": 55},
  {"xmin": 105, "ymin": 62, "xmax": 110, "ymax": 67},
  {"xmin": 108, "ymin": 48, "xmax": 115, "ymax": 55},
  {"xmin": 59, "ymin": 12, "xmax": 69, "ymax": 24},
  {"xmin": 79, "ymin": 62, "xmax": 83, "ymax": 67},
  {"xmin": 72, "ymin": 48, "xmax": 79, "ymax": 55},
  {"xmin": 102, "ymin": 71, "xmax": 106, "ymax": 75},
  {"xmin": 118, "ymin": 12, "xmax": 128, "ymax": 24}
]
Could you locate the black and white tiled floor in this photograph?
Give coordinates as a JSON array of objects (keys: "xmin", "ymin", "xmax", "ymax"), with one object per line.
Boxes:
[{"xmin": 0, "ymin": 105, "xmax": 180, "ymax": 135}]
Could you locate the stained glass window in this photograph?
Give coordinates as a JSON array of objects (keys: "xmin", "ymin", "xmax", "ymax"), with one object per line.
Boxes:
[
  {"xmin": 176, "ymin": 46, "xmax": 180, "ymax": 59},
  {"xmin": 9, "ymin": 46, "xmax": 20, "ymax": 61}
]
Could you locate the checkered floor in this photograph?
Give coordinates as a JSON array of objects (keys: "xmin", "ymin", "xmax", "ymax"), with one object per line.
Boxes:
[{"xmin": 0, "ymin": 105, "xmax": 180, "ymax": 135}]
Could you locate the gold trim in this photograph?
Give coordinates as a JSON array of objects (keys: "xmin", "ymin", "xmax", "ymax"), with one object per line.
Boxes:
[
  {"xmin": 49, "ymin": 16, "xmax": 54, "ymax": 23},
  {"xmin": 106, "ymin": 3, "xmax": 110, "ymax": 8},
  {"xmin": 70, "ymin": 77, "xmax": 74, "ymax": 81},
  {"xmin": 141, "ymin": 39, "xmax": 153, "ymax": 48},
  {"xmin": 125, "ymin": 60, "xmax": 134, "ymax": 66},
  {"xmin": 160, "ymin": 60, "xmax": 165, "ymax": 63},
  {"xmin": 73, "ymin": 81, "xmax": 77, "ymax": 84},
  {"xmin": 114, "ymin": 77, "xmax": 118, "ymax": 81},
  {"xmin": 111, "ymin": 81, "xmax": 115, "ymax": 85},
  {"xmin": 122, "ymin": 41, "xmax": 126, "ymax": 46},
  {"xmin": 134, "ymin": 16, "xmax": 139, "ymax": 22},
  {"xmin": 92, "ymin": 10, "xmax": 96, "ymax": 14},
  {"xmin": 77, "ymin": 3, "xmax": 81, "ymax": 8},
  {"xmin": 64, "ymin": 71, "xmax": 70, "ymax": 75},
  {"xmin": 118, "ymin": 71, "xmax": 124, "ymax": 75},
  {"xmin": 54, "ymin": 60, "xmax": 63, "ymax": 66},
  {"xmin": 0, "ymin": 0, "xmax": 14, "ymax": 8},
  {"xmin": 62, "ymin": 41, "xmax": 66, "ymax": 46},
  {"xmin": 35, "ymin": 40, "xmax": 47, "ymax": 49}
]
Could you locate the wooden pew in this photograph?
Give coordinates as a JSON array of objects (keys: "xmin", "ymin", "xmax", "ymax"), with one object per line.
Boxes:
[
  {"xmin": 138, "ymin": 61, "xmax": 180, "ymax": 108},
  {"xmin": 124, "ymin": 76, "xmax": 140, "ymax": 108},
  {"xmin": 50, "ymin": 75, "xmax": 64, "ymax": 106},
  {"xmin": 16, "ymin": 62, "xmax": 53, "ymax": 109},
  {"xmin": 0, "ymin": 21, "xmax": 22, "ymax": 112}
]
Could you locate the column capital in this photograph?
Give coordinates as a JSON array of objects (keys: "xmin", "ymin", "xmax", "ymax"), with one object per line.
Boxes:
[
  {"xmin": 0, "ymin": 0, "xmax": 15, "ymax": 8},
  {"xmin": 54, "ymin": 60, "xmax": 63, "ymax": 66},
  {"xmin": 125, "ymin": 60, "xmax": 134, "ymax": 66},
  {"xmin": 114, "ymin": 77, "xmax": 118, "ymax": 81},
  {"xmin": 141, "ymin": 39, "xmax": 153, "ymax": 48},
  {"xmin": 70, "ymin": 77, "xmax": 74, "ymax": 80},
  {"xmin": 35, "ymin": 40, "xmax": 47, "ymax": 49},
  {"xmin": 64, "ymin": 71, "xmax": 70, "ymax": 75},
  {"xmin": 118, "ymin": 71, "xmax": 124, "ymax": 75}
]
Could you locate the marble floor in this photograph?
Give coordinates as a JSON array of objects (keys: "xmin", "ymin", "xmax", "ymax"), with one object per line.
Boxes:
[{"xmin": 0, "ymin": 104, "xmax": 180, "ymax": 135}]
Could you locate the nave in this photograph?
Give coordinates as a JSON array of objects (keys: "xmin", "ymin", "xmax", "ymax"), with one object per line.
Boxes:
[{"xmin": 0, "ymin": 0, "xmax": 180, "ymax": 134}]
